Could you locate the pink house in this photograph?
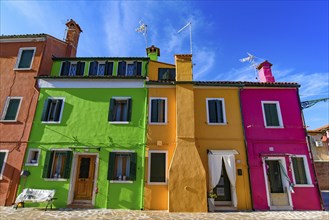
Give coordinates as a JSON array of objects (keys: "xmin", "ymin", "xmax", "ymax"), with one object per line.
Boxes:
[{"xmin": 240, "ymin": 61, "xmax": 323, "ymax": 210}]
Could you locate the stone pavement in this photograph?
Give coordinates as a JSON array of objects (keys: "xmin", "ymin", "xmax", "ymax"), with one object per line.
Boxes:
[{"xmin": 0, "ymin": 207, "xmax": 328, "ymax": 220}]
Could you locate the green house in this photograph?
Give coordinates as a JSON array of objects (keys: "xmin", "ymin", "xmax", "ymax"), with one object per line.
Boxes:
[{"xmin": 18, "ymin": 57, "xmax": 149, "ymax": 209}]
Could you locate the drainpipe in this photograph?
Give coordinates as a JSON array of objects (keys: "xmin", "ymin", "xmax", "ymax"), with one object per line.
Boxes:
[
  {"xmin": 238, "ymin": 86, "xmax": 254, "ymax": 211},
  {"xmin": 297, "ymin": 88, "xmax": 325, "ymax": 211}
]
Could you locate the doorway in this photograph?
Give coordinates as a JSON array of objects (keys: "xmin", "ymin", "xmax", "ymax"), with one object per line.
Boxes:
[{"xmin": 214, "ymin": 161, "xmax": 232, "ymax": 205}]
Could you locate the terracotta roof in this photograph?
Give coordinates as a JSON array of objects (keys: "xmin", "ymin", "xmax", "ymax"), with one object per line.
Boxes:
[
  {"xmin": 308, "ymin": 124, "xmax": 329, "ymax": 132},
  {"xmin": 36, "ymin": 75, "xmax": 146, "ymax": 80},
  {"xmin": 52, "ymin": 57, "xmax": 150, "ymax": 61},
  {"xmin": 0, "ymin": 34, "xmax": 47, "ymax": 39}
]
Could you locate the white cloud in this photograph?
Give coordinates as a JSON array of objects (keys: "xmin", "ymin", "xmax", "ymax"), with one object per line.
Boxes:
[{"xmin": 193, "ymin": 47, "xmax": 216, "ymax": 80}]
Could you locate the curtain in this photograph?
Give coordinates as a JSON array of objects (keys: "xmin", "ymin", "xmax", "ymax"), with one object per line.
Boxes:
[
  {"xmin": 208, "ymin": 154, "xmax": 223, "ymax": 190},
  {"xmin": 223, "ymin": 155, "xmax": 237, "ymax": 207}
]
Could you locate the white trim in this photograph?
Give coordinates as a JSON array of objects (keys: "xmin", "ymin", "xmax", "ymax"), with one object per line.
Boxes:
[
  {"xmin": 262, "ymin": 157, "xmax": 293, "ymax": 209},
  {"xmin": 109, "ymin": 121, "xmax": 129, "ymax": 124},
  {"xmin": 44, "ymin": 178, "xmax": 68, "ymax": 182},
  {"xmin": 111, "ymin": 97, "xmax": 131, "ymax": 100},
  {"xmin": 38, "ymin": 79, "xmax": 145, "ymax": 88},
  {"xmin": 110, "ymin": 180, "xmax": 133, "ymax": 184},
  {"xmin": 149, "ymin": 97, "xmax": 168, "ymax": 124},
  {"xmin": 148, "ymin": 150, "xmax": 168, "ymax": 185},
  {"xmin": 0, "ymin": 37, "xmax": 46, "ymax": 43},
  {"xmin": 261, "ymin": 101, "xmax": 284, "ymax": 128},
  {"xmin": 14, "ymin": 47, "xmax": 36, "ymax": 70},
  {"xmin": 67, "ymin": 152, "xmax": 99, "ymax": 206},
  {"xmin": 290, "ymin": 155, "xmax": 313, "ymax": 185},
  {"xmin": 206, "ymin": 98, "xmax": 227, "ymax": 125},
  {"xmin": 111, "ymin": 150, "xmax": 135, "ymax": 153},
  {"xmin": 0, "ymin": 150, "xmax": 9, "ymax": 180},
  {"xmin": 25, "ymin": 148, "xmax": 41, "ymax": 166},
  {"xmin": 41, "ymin": 97, "xmax": 65, "ymax": 124},
  {"xmin": 209, "ymin": 150, "xmax": 239, "ymax": 155},
  {"xmin": 0, "ymin": 97, "xmax": 23, "ymax": 122}
]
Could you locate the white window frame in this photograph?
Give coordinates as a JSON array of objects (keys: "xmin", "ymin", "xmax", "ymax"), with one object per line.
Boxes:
[
  {"xmin": 206, "ymin": 98, "xmax": 227, "ymax": 125},
  {"xmin": 0, "ymin": 150, "xmax": 9, "ymax": 180},
  {"xmin": 109, "ymin": 97, "xmax": 131, "ymax": 124},
  {"xmin": 125, "ymin": 61, "xmax": 135, "ymax": 76},
  {"xmin": 109, "ymin": 150, "xmax": 135, "ymax": 184},
  {"xmin": 41, "ymin": 97, "xmax": 65, "ymax": 124},
  {"xmin": 0, "ymin": 97, "xmax": 23, "ymax": 122},
  {"xmin": 25, "ymin": 148, "xmax": 41, "ymax": 166},
  {"xmin": 261, "ymin": 101, "xmax": 284, "ymax": 128},
  {"xmin": 14, "ymin": 47, "xmax": 36, "ymax": 70},
  {"xmin": 149, "ymin": 97, "xmax": 168, "ymax": 125},
  {"xmin": 290, "ymin": 155, "xmax": 313, "ymax": 187},
  {"xmin": 148, "ymin": 150, "xmax": 168, "ymax": 185},
  {"xmin": 44, "ymin": 148, "xmax": 71, "ymax": 181}
]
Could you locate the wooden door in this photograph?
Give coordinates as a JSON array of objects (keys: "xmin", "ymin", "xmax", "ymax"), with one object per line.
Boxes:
[{"xmin": 74, "ymin": 155, "xmax": 96, "ymax": 200}]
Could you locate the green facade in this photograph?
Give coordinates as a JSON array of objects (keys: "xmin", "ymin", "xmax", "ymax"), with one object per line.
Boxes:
[{"xmin": 19, "ymin": 59, "xmax": 148, "ymax": 209}]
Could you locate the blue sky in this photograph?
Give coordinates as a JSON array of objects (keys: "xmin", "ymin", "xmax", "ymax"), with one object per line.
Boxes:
[{"xmin": 1, "ymin": 0, "xmax": 328, "ymax": 129}]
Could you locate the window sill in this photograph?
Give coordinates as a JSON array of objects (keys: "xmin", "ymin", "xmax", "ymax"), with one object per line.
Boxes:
[
  {"xmin": 43, "ymin": 178, "xmax": 68, "ymax": 181},
  {"xmin": 13, "ymin": 68, "xmax": 32, "ymax": 71},
  {"xmin": 149, "ymin": 122, "xmax": 168, "ymax": 125},
  {"xmin": 293, "ymin": 184, "xmax": 314, "ymax": 187},
  {"xmin": 25, "ymin": 163, "xmax": 39, "ymax": 166},
  {"xmin": 264, "ymin": 126, "xmax": 284, "ymax": 129},
  {"xmin": 0, "ymin": 119, "xmax": 18, "ymax": 122},
  {"xmin": 110, "ymin": 180, "xmax": 133, "ymax": 184},
  {"xmin": 207, "ymin": 122, "xmax": 227, "ymax": 125},
  {"xmin": 109, "ymin": 121, "xmax": 129, "ymax": 124},
  {"xmin": 147, "ymin": 182, "xmax": 168, "ymax": 185},
  {"xmin": 41, "ymin": 121, "xmax": 61, "ymax": 124}
]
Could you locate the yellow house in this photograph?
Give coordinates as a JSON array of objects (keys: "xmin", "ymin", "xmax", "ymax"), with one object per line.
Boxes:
[{"xmin": 144, "ymin": 46, "xmax": 252, "ymax": 211}]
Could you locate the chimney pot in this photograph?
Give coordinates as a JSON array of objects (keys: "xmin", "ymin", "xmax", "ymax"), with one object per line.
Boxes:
[{"xmin": 257, "ymin": 60, "xmax": 275, "ymax": 82}]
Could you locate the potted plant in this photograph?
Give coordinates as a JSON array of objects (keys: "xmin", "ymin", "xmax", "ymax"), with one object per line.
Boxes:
[{"xmin": 208, "ymin": 190, "xmax": 217, "ymax": 212}]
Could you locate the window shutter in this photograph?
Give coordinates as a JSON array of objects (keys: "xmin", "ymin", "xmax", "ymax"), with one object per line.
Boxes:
[
  {"xmin": 41, "ymin": 99, "xmax": 51, "ymax": 121},
  {"xmin": 107, "ymin": 152, "xmax": 115, "ymax": 180},
  {"xmin": 129, "ymin": 153, "xmax": 137, "ymax": 181},
  {"xmin": 151, "ymin": 99, "xmax": 158, "ymax": 122},
  {"xmin": 61, "ymin": 61, "xmax": 70, "ymax": 76},
  {"xmin": 89, "ymin": 61, "xmax": 98, "ymax": 76},
  {"xmin": 108, "ymin": 99, "xmax": 115, "ymax": 121},
  {"xmin": 76, "ymin": 62, "xmax": 85, "ymax": 76},
  {"xmin": 42, "ymin": 151, "xmax": 54, "ymax": 178},
  {"xmin": 105, "ymin": 62, "xmax": 113, "ymax": 76},
  {"xmin": 4, "ymin": 99, "xmax": 20, "ymax": 120},
  {"xmin": 0, "ymin": 152, "xmax": 6, "ymax": 172},
  {"xmin": 136, "ymin": 62, "xmax": 142, "ymax": 76},
  {"xmin": 118, "ymin": 61, "xmax": 126, "ymax": 76},
  {"xmin": 127, "ymin": 98, "xmax": 132, "ymax": 122},
  {"xmin": 63, "ymin": 151, "xmax": 73, "ymax": 179},
  {"xmin": 54, "ymin": 99, "xmax": 63, "ymax": 122}
]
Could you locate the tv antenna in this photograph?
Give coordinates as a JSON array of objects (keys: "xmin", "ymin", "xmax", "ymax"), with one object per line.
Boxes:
[
  {"xmin": 177, "ymin": 22, "xmax": 192, "ymax": 54},
  {"xmin": 136, "ymin": 20, "xmax": 148, "ymax": 48},
  {"xmin": 240, "ymin": 53, "xmax": 265, "ymax": 81}
]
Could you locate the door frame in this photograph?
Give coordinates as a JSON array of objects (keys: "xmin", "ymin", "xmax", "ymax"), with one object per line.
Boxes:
[
  {"xmin": 262, "ymin": 156, "xmax": 293, "ymax": 209},
  {"xmin": 67, "ymin": 152, "xmax": 99, "ymax": 205}
]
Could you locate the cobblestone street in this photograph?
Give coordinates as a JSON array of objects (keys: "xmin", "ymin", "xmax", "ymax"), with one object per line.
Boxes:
[{"xmin": 0, "ymin": 207, "xmax": 328, "ymax": 220}]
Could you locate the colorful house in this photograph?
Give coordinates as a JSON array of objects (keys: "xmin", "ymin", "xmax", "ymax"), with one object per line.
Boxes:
[
  {"xmin": 144, "ymin": 52, "xmax": 252, "ymax": 211},
  {"xmin": 0, "ymin": 19, "xmax": 81, "ymax": 206},
  {"xmin": 240, "ymin": 61, "xmax": 323, "ymax": 210},
  {"xmin": 18, "ymin": 56, "xmax": 149, "ymax": 209}
]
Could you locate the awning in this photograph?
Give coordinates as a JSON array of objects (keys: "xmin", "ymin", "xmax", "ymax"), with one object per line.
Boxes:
[{"xmin": 208, "ymin": 150, "xmax": 239, "ymax": 155}]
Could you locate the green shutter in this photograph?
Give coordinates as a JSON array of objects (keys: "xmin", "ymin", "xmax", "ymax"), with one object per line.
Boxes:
[
  {"xmin": 63, "ymin": 151, "xmax": 73, "ymax": 179},
  {"xmin": 42, "ymin": 151, "xmax": 54, "ymax": 178},
  {"xmin": 136, "ymin": 62, "xmax": 142, "ymax": 76},
  {"xmin": 60, "ymin": 61, "xmax": 70, "ymax": 76},
  {"xmin": 129, "ymin": 153, "xmax": 137, "ymax": 181},
  {"xmin": 41, "ymin": 99, "xmax": 50, "ymax": 121},
  {"xmin": 54, "ymin": 99, "xmax": 63, "ymax": 122},
  {"xmin": 107, "ymin": 152, "xmax": 115, "ymax": 180},
  {"xmin": 105, "ymin": 62, "xmax": 113, "ymax": 76},
  {"xmin": 127, "ymin": 98, "xmax": 132, "ymax": 121},
  {"xmin": 118, "ymin": 61, "xmax": 126, "ymax": 76},
  {"xmin": 0, "ymin": 152, "xmax": 6, "ymax": 173},
  {"xmin": 4, "ymin": 99, "xmax": 20, "ymax": 120},
  {"xmin": 76, "ymin": 62, "xmax": 85, "ymax": 76},
  {"xmin": 108, "ymin": 99, "xmax": 115, "ymax": 121}
]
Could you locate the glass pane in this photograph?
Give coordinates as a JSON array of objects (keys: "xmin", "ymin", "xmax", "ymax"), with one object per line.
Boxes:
[
  {"xmin": 4, "ymin": 99, "xmax": 20, "ymax": 120},
  {"xmin": 79, "ymin": 158, "xmax": 90, "ymax": 178},
  {"xmin": 18, "ymin": 50, "xmax": 34, "ymax": 68},
  {"xmin": 292, "ymin": 157, "xmax": 307, "ymax": 184},
  {"xmin": 264, "ymin": 103, "xmax": 280, "ymax": 126},
  {"xmin": 266, "ymin": 160, "xmax": 284, "ymax": 193},
  {"xmin": 150, "ymin": 153, "xmax": 166, "ymax": 182},
  {"xmin": 113, "ymin": 100, "xmax": 128, "ymax": 121},
  {"xmin": 98, "ymin": 64, "xmax": 105, "ymax": 76},
  {"xmin": 0, "ymin": 152, "xmax": 6, "ymax": 173},
  {"xmin": 52, "ymin": 152, "xmax": 67, "ymax": 178},
  {"xmin": 127, "ymin": 64, "xmax": 134, "ymax": 76},
  {"xmin": 208, "ymin": 100, "xmax": 218, "ymax": 123},
  {"xmin": 69, "ymin": 64, "xmax": 77, "ymax": 76}
]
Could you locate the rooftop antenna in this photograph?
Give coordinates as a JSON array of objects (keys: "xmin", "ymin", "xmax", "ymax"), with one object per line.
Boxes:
[
  {"xmin": 177, "ymin": 22, "xmax": 192, "ymax": 54},
  {"xmin": 135, "ymin": 20, "xmax": 148, "ymax": 48},
  {"xmin": 239, "ymin": 53, "xmax": 265, "ymax": 81}
]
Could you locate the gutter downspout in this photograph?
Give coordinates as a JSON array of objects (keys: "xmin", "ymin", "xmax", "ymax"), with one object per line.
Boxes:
[
  {"xmin": 297, "ymin": 89, "xmax": 325, "ymax": 211},
  {"xmin": 238, "ymin": 86, "xmax": 254, "ymax": 211}
]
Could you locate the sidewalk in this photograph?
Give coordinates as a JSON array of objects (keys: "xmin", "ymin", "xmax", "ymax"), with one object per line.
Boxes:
[{"xmin": 0, "ymin": 207, "xmax": 328, "ymax": 220}]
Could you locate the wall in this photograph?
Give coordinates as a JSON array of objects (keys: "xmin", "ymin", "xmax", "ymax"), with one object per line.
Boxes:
[{"xmin": 19, "ymin": 87, "xmax": 147, "ymax": 209}]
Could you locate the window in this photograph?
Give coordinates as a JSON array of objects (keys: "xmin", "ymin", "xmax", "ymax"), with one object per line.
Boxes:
[
  {"xmin": 117, "ymin": 61, "xmax": 142, "ymax": 76},
  {"xmin": 89, "ymin": 61, "xmax": 113, "ymax": 76},
  {"xmin": 149, "ymin": 98, "xmax": 167, "ymax": 124},
  {"xmin": 41, "ymin": 98, "xmax": 65, "ymax": 123},
  {"xmin": 148, "ymin": 151, "xmax": 167, "ymax": 184},
  {"xmin": 1, "ymin": 97, "xmax": 22, "ymax": 122},
  {"xmin": 262, "ymin": 101, "xmax": 283, "ymax": 127},
  {"xmin": 291, "ymin": 156, "xmax": 312, "ymax": 185},
  {"xmin": 42, "ymin": 150, "xmax": 72, "ymax": 179},
  {"xmin": 0, "ymin": 150, "xmax": 9, "ymax": 180},
  {"xmin": 15, "ymin": 47, "xmax": 36, "ymax": 69},
  {"xmin": 158, "ymin": 68, "xmax": 175, "ymax": 80},
  {"xmin": 60, "ymin": 61, "xmax": 85, "ymax": 76},
  {"xmin": 25, "ymin": 149, "xmax": 41, "ymax": 166},
  {"xmin": 107, "ymin": 152, "xmax": 137, "ymax": 181},
  {"xmin": 108, "ymin": 97, "xmax": 132, "ymax": 123},
  {"xmin": 206, "ymin": 98, "xmax": 226, "ymax": 124}
]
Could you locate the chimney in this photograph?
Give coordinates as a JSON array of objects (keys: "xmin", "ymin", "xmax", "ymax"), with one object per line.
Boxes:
[
  {"xmin": 257, "ymin": 60, "xmax": 275, "ymax": 82},
  {"xmin": 146, "ymin": 45, "xmax": 160, "ymax": 61},
  {"xmin": 175, "ymin": 54, "xmax": 193, "ymax": 81},
  {"xmin": 65, "ymin": 19, "xmax": 82, "ymax": 57}
]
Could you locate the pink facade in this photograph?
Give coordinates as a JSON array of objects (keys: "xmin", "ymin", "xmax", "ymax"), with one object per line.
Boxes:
[{"xmin": 240, "ymin": 87, "xmax": 323, "ymax": 210}]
